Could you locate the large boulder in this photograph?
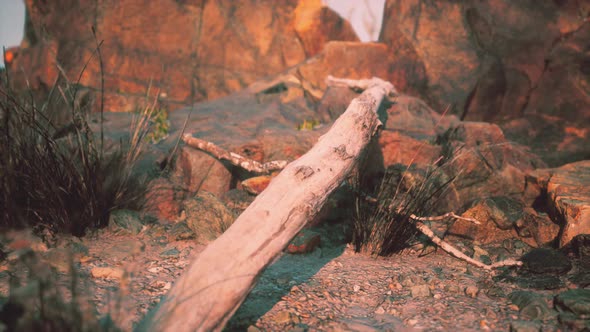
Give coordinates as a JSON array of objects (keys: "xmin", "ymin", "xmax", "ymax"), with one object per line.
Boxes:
[
  {"xmin": 379, "ymin": 0, "xmax": 590, "ymax": 166},
  {"xmin": 529, "ymin": 160, "xmax": 590, "ymax": 247},
  {"xmin": 8, "ymin": 0, "xmax": 358, "ymax": 112},
  {"xmin": 362, "ymin": 93, "xmax": 554, "ymax": 245}
]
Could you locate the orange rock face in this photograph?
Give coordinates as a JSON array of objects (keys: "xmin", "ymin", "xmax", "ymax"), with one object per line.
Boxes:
[
  {"xmin": 530, "ymin": 160, "xmax": 590, "ymax": 247},
  {"xmin": 10, "ymin": 0, "xmax": 358, "ymax": 112},
  {"xmin": 379, "ymin": 0, "xmax": 590, "ymax": 165}
]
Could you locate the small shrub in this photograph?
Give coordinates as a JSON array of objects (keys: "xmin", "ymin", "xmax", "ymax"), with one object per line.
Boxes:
[
  {"xmin": 136, "ymin": 106, "xmax": 169, "ymax": 144},
  {"xmin": 352, "ymin": 161, "xmax": 456, "ymax": 256},
  {"xmin": 0, "ymin": 61, "xmax": 153, "ymax": 237},
  {"xmin": 296, "ymin": 118, "xmax": 321, "ymax": 131}
]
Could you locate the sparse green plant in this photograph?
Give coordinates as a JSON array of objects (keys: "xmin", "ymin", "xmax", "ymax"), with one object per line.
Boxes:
[
  {"xmin": 296, "ymin": 118, "xmax": 321, "ymax": 131},
  {"xmin": 136, "ymin": 106, "xmax": 169, "ymax": 144}
]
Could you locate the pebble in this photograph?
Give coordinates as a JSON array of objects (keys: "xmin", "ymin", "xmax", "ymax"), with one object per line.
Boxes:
[
  {"xmin": 91, "ymin": 266, "xmax": 125, "ymax": 279},
  {"xmin": 508, "ymin": 291, "xmax": 555, "ymax": 321},
  {"xmin": 445, "ymin": 284, "xmax": 462, "ymax": 294},
  {"xmin": 160, "ymin": 247, "xmax": 180, "ymax": 257},
  {"xmin": 465, "ymin": 286, "xmax": 479, "ymax": 298},
  {"xmin": 554, "ymin": 289, "xmax": 590, "ymax": 316},
  {"xmin": 510, "ymin": 320, "xmax": 541, "ymax": 332},
  {"xmin": 273, "ymin": 311, "xmax": 293, "ymax": 324},
  {"xmin": 247, "ymin": 325, "xmax": 262, "ymax": 332},
  {"xmin": 410, "ymin": 284, "xmax": 431, "ymax": 298},
  {"xmin": 148, "ymin": 267, "xmax": 163, "ymax": 273}
]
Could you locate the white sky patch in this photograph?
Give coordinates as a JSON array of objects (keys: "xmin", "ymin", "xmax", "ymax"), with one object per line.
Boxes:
[
  {"xmin": 0, "ymin": 0, "xmax": 25, "ymax": 67},
  {"xmin": 323, "ymin": 0, "xmax": 385, "ymax": 42}
]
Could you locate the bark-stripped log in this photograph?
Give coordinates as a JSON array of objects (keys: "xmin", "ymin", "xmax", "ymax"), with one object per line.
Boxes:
[{"xmin": 142, "ymin": 78, "xmax": 395, "ymax": 332}]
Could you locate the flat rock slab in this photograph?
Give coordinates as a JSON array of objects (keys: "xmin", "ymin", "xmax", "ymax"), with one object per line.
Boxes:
[
  {"xmin": 520, "ymin": 248, "xmax": 572, "ymax": 275},
  {"xmin": 530, "ymin": 160, "xmax": 590, "ymax": 247},
  {"xmin": 554, "ymin": 289, "xmax": 590, "ymax": 317}
]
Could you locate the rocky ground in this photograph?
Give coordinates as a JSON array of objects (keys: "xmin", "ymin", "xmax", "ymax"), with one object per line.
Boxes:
[{"xmin": 1, "ymin": 215, "xmax": 589, "ymax": 332}]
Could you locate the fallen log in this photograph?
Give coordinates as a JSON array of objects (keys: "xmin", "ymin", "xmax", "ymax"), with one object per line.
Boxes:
[{"xmin": 141, "ymin": 77, "xmax": 396, "ymax": 332}]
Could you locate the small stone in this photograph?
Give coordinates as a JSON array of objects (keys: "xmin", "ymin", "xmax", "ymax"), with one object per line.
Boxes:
[
  {"xmin": 374, "ymin": 306, "xmax": 385, "ymax": 314},
  {"xmin": 509, "ymin": 291, "xmax": 556, "ymax": 320},
  {"xmin": 287, "ymin": 230, "xmax": 321, "ymax": 254},
  {"xmin": 273, "ymin": 311, "xmax": 295, "ymax": 324},
  {"xmin": 160, "ymin": 248, "xmax": 180, "ymax": 257},
  {"xmin": 410, "ymin": 284, "xmax": 431, "ymax": 298},
  {"xmin": 558, "ymin": 312, "xmax": 590, "ymax": 331},
  {"xmin": 571, "ymin": 234, "xmax": 590, "ymax": 258},
  {"xmin": 353, "ymin": 284, "xmax": 361, "ymax": 292},
  {"xmin": 168, "ymin": 221, "xmax": 196, "ymax": 241},
  {"xmin": 276, "ymin": 277, "xmax": 290, "ymax": 285},
  {"xmin": 486, "ymin": 286, "xmax": 506, "ymax": 298},
  {"xmin": 508, "ymin": 304, "xmax": 520, "ymax": 311},
  {"xmin": 554, "ymin": 289, "xmax": 590, "ymax": 317},
  {"xmin": 465, "ymin": 285, "xmax": 479, "ymax": 298},
  {"xmin": 148, "ymin": 267, "xmax": 163, "ymax": 273},
  {"xmin": 241, "ymin": 175, "xmax": 273, "ymax": 195},
  {"xmin": 91, "ymin": 267, "xmax": 125, "ymax": 279},
  {"xmin": 445, "ymin": 284, "xmax": 462, "ymax": 294},
  {"xmin": 109, "ymin": 209, "xmax": 144, "ymax": 235},
  {"xmin": 510, "ymin": 320, "xmax": 541, "ymax": 332},
  {"xmin": 247, "ymin": 325, "xmax": 262, "ymax": 332}
]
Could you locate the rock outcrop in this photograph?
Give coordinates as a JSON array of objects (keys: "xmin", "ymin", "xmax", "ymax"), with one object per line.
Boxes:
[
  {"xmin": 379, "ymin": 0, "xmax": 590, "ymax": 166},
  {"xmin": 528, "ymin": 160, "xmax": 590, "ymax": 247},
  {"xmin": 7, "ymin": 0, "xmax": 358, "ymax": 112}
]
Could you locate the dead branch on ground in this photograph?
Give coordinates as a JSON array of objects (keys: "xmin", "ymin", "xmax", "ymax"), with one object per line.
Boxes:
[
  {"xmin": 142, "ymin": 77, "xmax": 394, "ymax": 332},
  {"xmin": 182, "ymin": 135, "xmax": 288, "ymax": 174},
  {"xmin": 410, "ymin": 214, "xmax": 523, "ymax": 271}
]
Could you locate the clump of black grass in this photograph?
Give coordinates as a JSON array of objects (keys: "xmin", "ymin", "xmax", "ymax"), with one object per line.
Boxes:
[
  {"xmin": 0, "ymin": 41, "xmax": 154, "ymax": 237},
  {"xmin": 352, "ymin": 159, "xmax": 457, "ymax": 256}
]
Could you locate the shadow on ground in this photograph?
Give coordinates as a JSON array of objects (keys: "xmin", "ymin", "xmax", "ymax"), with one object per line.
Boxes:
[{"xmin": 226, "ymin": 222, "xmax": 348, "ymax": 330}]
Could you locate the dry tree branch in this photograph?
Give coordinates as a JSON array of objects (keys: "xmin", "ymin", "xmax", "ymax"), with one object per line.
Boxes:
[
  {"xmin": 182, "ymin": 134, "xmax": 288, "ymax": 174},
  {"xmin": 410, "ymin": 212, "xmax": 481, "ymax": 225},
  {"xmin": 412, "ymin": 218, "xmax": 523, "ymax": 271}
]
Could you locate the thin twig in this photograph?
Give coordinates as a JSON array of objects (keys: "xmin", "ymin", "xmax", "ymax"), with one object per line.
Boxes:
[
  {"xmin": 182, "ymin": 134, "xmax": 288, "ymax": 174},
  {"xmin": 410, "ymin": 212, "xmax": 481, "ymax": 225},
  {"xmin": 413, "ymin": 220, "xmax": 522, "ymax": 271}
]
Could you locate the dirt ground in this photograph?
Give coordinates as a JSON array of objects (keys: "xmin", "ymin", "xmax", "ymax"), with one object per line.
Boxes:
[{"xmin": 0, "ymin": 220, "xmax": 586, "ymax": 331}]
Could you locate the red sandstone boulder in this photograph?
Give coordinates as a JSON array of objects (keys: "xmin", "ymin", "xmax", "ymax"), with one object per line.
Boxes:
[
  {"xmin": 374, "ymin": 95, "xmax": 545, "ymax": 213},
  {"xmin": 379, "ymin": 0, "xmax": 590, "ymax": 166},
  {"xmin": 9, "ymin": 0, "xmax": 358, "ymax": 113},
  {"xmin": 529, "ymin": 160, "xmax": 590, "ymax": 247},
  {"xmin": 144, "ymin": 178, "xmax": 185, "ymax": 222}
]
